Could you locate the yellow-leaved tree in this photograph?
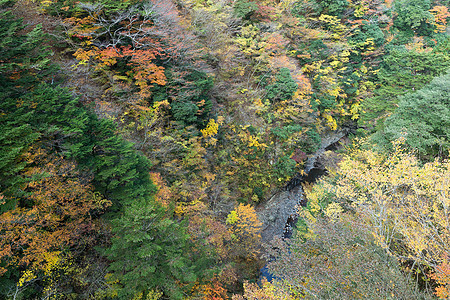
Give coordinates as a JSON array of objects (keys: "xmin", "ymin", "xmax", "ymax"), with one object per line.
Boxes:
[
  {"xmin": 307, "ymin": 139, "xmax": 450, "ymax": 296},
  {"xmin": 226, "ymin": 203, "xmax": 262, "ymax": 259}
]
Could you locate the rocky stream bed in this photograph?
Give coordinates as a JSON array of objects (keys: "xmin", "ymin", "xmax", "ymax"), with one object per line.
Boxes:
[
  {"xmin": 256, "ymin": 128, "xmax": 348, "ymax": 244},
  {"xmin": 256, "ymin": 129, "xmax": 349, "ymax": 281}
]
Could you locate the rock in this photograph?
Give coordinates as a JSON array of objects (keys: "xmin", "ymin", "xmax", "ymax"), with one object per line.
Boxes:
[
  {"xmin": 256, "ymin": 185, "xmax": 304, "ymax": 244},
  {"xmin": 257, "ymin": 129, "xmax": 349, "ymax": 243}
]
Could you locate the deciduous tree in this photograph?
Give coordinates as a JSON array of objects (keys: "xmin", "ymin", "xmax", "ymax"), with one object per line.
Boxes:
[{"xmin": 0, "ymin": 153, "xmax": 110, "ymax": 298}]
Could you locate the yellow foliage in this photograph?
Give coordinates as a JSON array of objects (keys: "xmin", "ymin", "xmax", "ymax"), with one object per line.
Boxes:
[
  {"xmin": 132, "ymin": 290, "xmax": 163, "ymax": 300},
  {"xmin": 301, "ymin": 182, "xmax": 327, "ymax": 224},
  {"xmin": 40, "ymin": 0, "xmax": 53, "ymax": 7},
  {"xmin": 353, "ymin": 4, "xmax": 369, "ymax": 18},
  {"xmin": 42, "ymin": 251, "xmax": 62, "ymax": 276},
  {"xmin": 324, "ymin": 113, "xmax": 337, "ymax": 130},
  {"xmin": 316, "ymin": 14, "xmax": 347, "ymax": 37},
  {"xmin": 235, "ymin": 25, "xmax": 266, "ymax": 57},
  {"xmin": 325, "ymin": 202, "xmax": 343, "ymax": 221},
  {"xmin": 73, "ymin": 48, "xmax": 97, "ymax": 66},
  {"xmin": 201, "ymin": 118, "xmax": 221, "ymax": 146},
  {"xmin": 226, "ymin": 204, "xmax": 262, "ymax": 258},
  {"xmin": 350, "ymin": 103, "xmax": 361, "ymax": 120},
  {"xmin": 236, "ymin": 278, "xmax": 291, "ymax": 300},
  {"xmin": 331, "ymin": 141, "xmax": 450, "ymax": 274},
  {"xmin": 17, "ymin": 269, "xmax": 36, "ymax": 287},
  {"xmin": 247, "ymin": 134, "xmax": 267, "ymax": 148}
]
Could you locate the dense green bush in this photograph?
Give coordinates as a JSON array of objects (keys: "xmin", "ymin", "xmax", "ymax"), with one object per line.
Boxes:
[
  {"xmin": 266, "ymin": 68, "xmax": 298, "ymax": 102},
  {"xmin": 359, "ymin": 48, "xmax": 450, "ymax": 127},
  {"xmin": 317, "ymin": 0, "xmax": 348, "ymax": 16},
  {"xmin": 169, "ymin": 70, "xmax": 213, "ymax": 127},
  {"xmin": 393, "ymin": 0, "xmax": 434, "ymax": 36},
  {"xmin": 350, "ymin": 21, "xmax": 385, "ymax": 47},
  {"xmin": 234, "ymin": 0, "xmax": 258, "ymax": 19}
]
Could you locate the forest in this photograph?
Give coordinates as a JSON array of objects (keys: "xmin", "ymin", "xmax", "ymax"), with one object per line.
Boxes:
[{"xmin": 0, "ymin": 0, "xmax": 449, "ymax": 298}]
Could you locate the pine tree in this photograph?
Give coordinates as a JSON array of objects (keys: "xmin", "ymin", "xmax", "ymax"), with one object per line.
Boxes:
[{"xmin": 104, "ymin": 199, "xmax": 199, "ymax": 299}]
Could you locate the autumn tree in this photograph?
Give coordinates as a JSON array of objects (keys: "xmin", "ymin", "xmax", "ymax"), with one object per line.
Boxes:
[
  {"xmin": 430, "ymin": 5, "xmax": 450, "ymax": 33},
  {"xmin": 226, "ymin": 203, "xmax": 262, "ymax": 259},
  {"xmin": 291, "ymin": 1, "xmax": 385, "ymax": 129},
  {"xmin": 262, "ymin": 214, "xmax": 425, "ymax": 299},
  {"xmin": 304, "ymin": 139, "xmax": 450, "ymax": 294},
  {"xmin": 69, "ymin": 1, "xmax": 170, "ymax": 101},
  {"xmin": 0, "ymin": 153, "xmax": 110, "ymax": 299},
  {"xmin": 431, "ymin": 259, "xmax": 450, "ymax": 299},
  {"xmin": 232, "ymin": 278, "xmax": 290, "ymax": 300}
]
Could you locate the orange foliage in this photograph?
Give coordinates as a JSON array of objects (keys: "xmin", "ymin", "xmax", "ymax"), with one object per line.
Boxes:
[
  {"xmin": 430, "ymin": 6, "xmax": 450, "ymax": 33},
  {"xmin": 265, "ymin": 32, "xmax": 288, "ymax": 56},
  {"xmin": 201, "ymin": 277, "xmax": 228, "ymax": 300},
  {"xmin": 293, "ymin": 72, "xmax": 312, "ymax": 93},
  {"xmin": 93, "ymin": 45, "xmax": 167, "ymax": 99},
  {"xmin": 431, "ymin": 259, "xmax": 450, "ymax": 299},
  {"xmin": 0, "ymin": 153, "xmax": 110, "ymax": 276},
  {"xmin": 150, "ymin": 172, "xmax": 172, "ymax": 206},
  {"xmin": 67, "ymin": 1, "xmax": 194, "ymax": 101}
]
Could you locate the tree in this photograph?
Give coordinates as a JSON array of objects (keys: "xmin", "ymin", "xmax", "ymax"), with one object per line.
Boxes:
[
  {"xmin": 431, "ymin": 259, "xmax": 450, "ymax": 299},
  {"xmin": 0, "ymin": 5, "xmax": 213, "ymax": 298},
  {"xmin": 0, "ymin": 111, "xmax": 39, "ymax": 211},
  {"xmin": 0, "ymin": 0, "xmax": 53, "ymax": 99},
  {"xmin": 0, "ymin": 154, "xmax": 110, "ymax": 299},
  {"xmin": 383, "ymin": 71, "xmax": 450, "ymax": 157},
  {"xmin": 104, "ymin": 198, "xmax": 200, "ymax": 299},
  {"xmin": 232, "ymin": 278, "xmax": 290, "ymax": 300},
  {"xmin": 263, "ymin": 215, "xmax": 424, "ymax": 299},
  {"xmin": 317, "ymin": 0, "xmax": 349, "ymax": 17},
  {"xmin": 393, "ymin": 0, "xmax": 434, "ymax": 36},
  {"xmin": 430, "ymin": 6, "xmax": 450, "ymax": 33},
  {"xmin": 0, "ymin": 0, "xmax": 54, "ymax": 208},
  {"xmin": 307, "ymin": 139, "xmax": 450, "ymax": 293},
  {"xmin": 69, "ymin": 0, "xmax": 199, "ymax": 103},
  {"xmin": 265, "ymin": 68, "xmax": 298, "ymax": 102},
  {"xmin": 234, "ymin": 0, "xmax": 258, "ymax": 20},
  {"xmin": 359, "ymin": 49, "xmax": 450, "ymax": 127},
  {"xmin": 226, "ymin": 203, "xmax": 262, "ymax": 259}
]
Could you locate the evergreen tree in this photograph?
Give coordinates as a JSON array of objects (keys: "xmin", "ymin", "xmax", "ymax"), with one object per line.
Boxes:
[
  {"xmin": 0, "ymin": 2, "xmax": 52, "ymax": 209},
  {"xmin": 266, "ymin": 68, "xmax": 298, "ymax": 102},
  {"xmin": 359, "ymin": 49, "xmax": 450, "ymax": 127},
  {"xmin": 0, "ymin": 5, "xmax": 210, "ymax": 298},
  {"xmin": 383, "ymin": 71, "xmax": 450, "ymax": 157},
  {"xmin": 105, "ymin": 199, "xmax": 201, "ymax": 299}
]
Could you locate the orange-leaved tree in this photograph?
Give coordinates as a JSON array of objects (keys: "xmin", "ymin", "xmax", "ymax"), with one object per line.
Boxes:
[
  {"xmin": 0, "ymin": 151, "xmax": 110, "ymax": 296},
  {"xmin": 68, "ymin": 0, "xmax": 196, "ymax": 102},
  {"xmin": 431, "ymin": 259, "xmax": 450, "ymax": 299}
]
